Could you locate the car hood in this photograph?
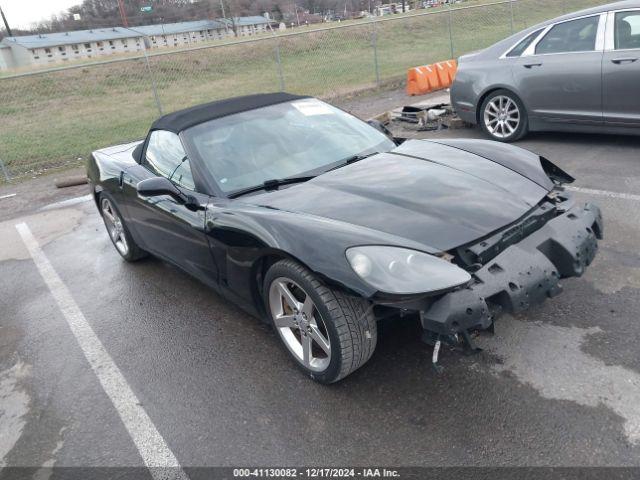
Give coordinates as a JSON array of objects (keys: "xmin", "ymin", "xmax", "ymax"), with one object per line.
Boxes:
[{"xmin": 245, "ymin": 140, "xmax": 552, "ymax": 252}]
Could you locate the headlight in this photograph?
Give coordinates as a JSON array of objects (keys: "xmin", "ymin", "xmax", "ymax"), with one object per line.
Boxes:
[{"xmin": 346, "ymin": 246, "xmax": 471, "ymax": 295}]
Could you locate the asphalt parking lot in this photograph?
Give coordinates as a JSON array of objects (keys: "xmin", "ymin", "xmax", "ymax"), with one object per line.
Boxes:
[{"xmin": 1, "ymin": 115, "xmax": 640, "ymax": 472}]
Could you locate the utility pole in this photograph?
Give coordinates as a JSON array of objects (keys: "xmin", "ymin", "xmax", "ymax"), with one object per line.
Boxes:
[
  {"xmin": 292, "ymin": 1, "xmax": 300, "ymax": 26},
  {"xmin": 0, "ymin": 4, "xmax": 13, "ymax": 36},
  {"xmin": 117, "ymin": 0, "xmax": 129, "ymax": 27},
  {"xmin": 220, "ymin": 0, "xmax": 230, "ymax": 34}
]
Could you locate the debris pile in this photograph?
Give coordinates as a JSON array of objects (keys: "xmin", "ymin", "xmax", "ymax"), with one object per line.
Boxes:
[{"xmin": 369, "ymin": 102, "xmax": 469, "ymax": 138}]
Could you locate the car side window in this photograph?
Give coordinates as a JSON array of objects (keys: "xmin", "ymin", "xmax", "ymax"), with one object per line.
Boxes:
[
  {"xmin": 615, "ymin": 11, "xmax": 640, "ymax": 50},
  {"xmin": 143, "ymin": 130, "xmax": 196, "ymax": 191},
  {"xmin": 506, "ymin": 28, "xmax": 544, "ymax": 57},
  {"xmin": 535, "ymin": 16, "xmax": 600, "ymax": 55}
]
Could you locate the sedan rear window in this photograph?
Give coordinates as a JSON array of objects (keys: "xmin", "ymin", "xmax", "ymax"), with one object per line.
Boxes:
[
  {"xmin": 506, "ymin": 28, "xmax": 544, "ymax": 57},
  {"xmin": 535, "ymin": 16, "xmax": 600, "ymax": 55},
  {"xmin": 615, "ymin": 11, "xmax": 640, "ymax": 50}
]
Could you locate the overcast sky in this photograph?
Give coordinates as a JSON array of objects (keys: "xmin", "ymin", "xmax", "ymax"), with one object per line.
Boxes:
[{"xmin": 1, "ymin": 0, "xmax": 79, "ymax": 29}]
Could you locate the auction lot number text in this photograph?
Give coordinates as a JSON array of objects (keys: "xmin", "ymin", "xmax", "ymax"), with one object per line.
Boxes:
[{"xmin": 233, "ymin": 468, "xmax": 400, "ymax": 478}]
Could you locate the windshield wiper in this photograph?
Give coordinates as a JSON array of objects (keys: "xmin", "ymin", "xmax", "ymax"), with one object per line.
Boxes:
[
  {"xmin": 227, "ymin": 152, "xmax": 379, "ymax": 199},
  {"xmin": 228, "ymin": 175, "xmax": 316, "ymax": 199},
  {"xmin": 327, "ymin": 151, "xmax": 379, "ymax": 172}
]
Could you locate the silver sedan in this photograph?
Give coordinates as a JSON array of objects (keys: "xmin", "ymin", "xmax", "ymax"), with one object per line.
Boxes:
[{"xmin": 451, "ymin": 0, "xmax": 640, "ymax": 142}]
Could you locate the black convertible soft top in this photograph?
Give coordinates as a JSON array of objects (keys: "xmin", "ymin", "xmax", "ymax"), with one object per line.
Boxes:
[{"xmin": 150, "ymin": 92, "xmax": 309, "ymax": 133}]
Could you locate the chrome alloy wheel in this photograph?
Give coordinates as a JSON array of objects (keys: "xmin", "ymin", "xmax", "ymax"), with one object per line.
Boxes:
[
  {"xmin": 101, "ymin": 198, "xmax": 129, "ymax": 256},
  {"xmin": 484, "ymin": 95, "xmax": 520, "ymax": 139},
  {"xmin": 269, "ymin": 277, "xmax": 331, "ymax": 372}
]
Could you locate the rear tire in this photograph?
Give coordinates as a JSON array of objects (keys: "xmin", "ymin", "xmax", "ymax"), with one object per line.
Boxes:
[
  {"xmin": 479, "ymin": 89, "xmax": 528, "ymax": 142},
  {"xmin": 264, "ymin": 259, "xmax": 377, "ymax": 383},
  {"xmin": 99, "ymin": 193, "xmax": 147, "ymax": 262}
]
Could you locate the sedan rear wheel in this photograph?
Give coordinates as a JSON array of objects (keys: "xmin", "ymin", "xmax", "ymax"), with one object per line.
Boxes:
[
  {"xmin": 481, "ymin": 90, "xmax": 528, "ymax": 142},
  {"xmin": 265, "ymin": 259, "xmax": 377, "ymax": 383}
]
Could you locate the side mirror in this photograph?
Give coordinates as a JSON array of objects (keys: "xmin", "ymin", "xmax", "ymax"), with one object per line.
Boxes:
[
  {"xmin": 136, "ymin": 177, "xmax": 204, "ymax": 211},
  {"xmin": 137, "ymin": 177, "xmax": 187, "ymax": 203}
]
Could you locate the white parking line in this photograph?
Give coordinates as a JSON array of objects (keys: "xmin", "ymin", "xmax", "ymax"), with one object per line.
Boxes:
[
  {"xmin": 566, "ymin": 186, "xmax": 640, "ymax": 202},
  {"xmin": 40, "ymin": 194, "xmax": 93, "ymax": 211},
  {"xmin": 15, "ymin": 222, "xmax": 189, "ymax": 480}
]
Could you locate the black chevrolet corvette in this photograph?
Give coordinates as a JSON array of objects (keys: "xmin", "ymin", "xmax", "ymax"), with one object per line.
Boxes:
[{"xmin": 87, "ymin": 93, "xmax": 603, "ymax": 383}]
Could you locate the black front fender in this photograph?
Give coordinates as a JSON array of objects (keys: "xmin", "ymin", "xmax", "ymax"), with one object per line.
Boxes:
[{"xmin": 205, "ymin": 202, "xmax": 441, "ymax": 308}]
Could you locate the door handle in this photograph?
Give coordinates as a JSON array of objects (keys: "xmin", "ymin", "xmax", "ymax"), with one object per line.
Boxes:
[
  {"xmin": 611, "ymin": 57, "xmax": 638, "ymax": 64},
  {"xmin": 523, "ymin": 63, "xmax": 543, "ymax": 68}
]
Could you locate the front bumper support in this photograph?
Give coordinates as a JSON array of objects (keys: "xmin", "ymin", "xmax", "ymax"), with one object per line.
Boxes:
[{"xmin": 420, "ymin": 201, "xmax": 603, "ymax": 337}]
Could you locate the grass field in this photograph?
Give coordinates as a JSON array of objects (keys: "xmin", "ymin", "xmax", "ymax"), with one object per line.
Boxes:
[{"xmin": 0, "ymin": 0, "xmax": 606, "ymax": 181}]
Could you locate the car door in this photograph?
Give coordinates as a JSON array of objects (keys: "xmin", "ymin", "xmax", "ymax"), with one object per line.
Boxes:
[
  {"xmin": 513, "ymin": 13, "xmax": 605, "ymax": 125},
  {"xmin": 602, "ymin": 9, "xmax": 640, "ymax": 126},
  {"xmin": 121, "ymin": 129, "xmax": 219, "ymax": 288}
]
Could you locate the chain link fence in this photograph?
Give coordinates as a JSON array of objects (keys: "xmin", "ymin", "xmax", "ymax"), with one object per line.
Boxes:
[{"xmin": 0, "ymin": 0, "xmax": 608, "ymax": 182}]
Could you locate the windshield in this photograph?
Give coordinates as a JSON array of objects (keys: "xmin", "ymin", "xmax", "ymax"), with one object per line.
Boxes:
[{"xmin": 183, "ymin": 98, "xmax": 396, "ymax": 194}]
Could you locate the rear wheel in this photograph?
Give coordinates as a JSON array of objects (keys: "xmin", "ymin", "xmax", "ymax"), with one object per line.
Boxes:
[
  {"xmin": 100, "ymin": 194, "xmax": 147, "ymax": 262},
  {"xmin": 480, "ymin": 89, "xmax": 528, "ymax": 142},
  {"xmin": 264, "ymin": 259, "xmax": 377, "ymax": 383}
]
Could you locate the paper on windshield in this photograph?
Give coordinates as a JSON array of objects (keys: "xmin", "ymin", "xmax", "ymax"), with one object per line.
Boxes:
[{"xmin": 292, "ymin": 100, "xmax": 333, "ymax": 116}]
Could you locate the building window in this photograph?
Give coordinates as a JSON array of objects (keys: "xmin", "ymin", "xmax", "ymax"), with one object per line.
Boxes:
[
  {"xmin": 72, "ymin": 44, "xmax": 78, "ymax": 50},
  {"xmin": 84, "ymin": 43, "xmax": 91, "ymax": 48},
  {"xmin": 44, "ymin": 48, "xmax": 51, "ymax": 53},
  {"xmin": 34, "ymin": 56, "xmax": 40, "ymax": 59},
  {"xmin": 58, "ymin": 46, "xmax": 65, "ymax": 52}
]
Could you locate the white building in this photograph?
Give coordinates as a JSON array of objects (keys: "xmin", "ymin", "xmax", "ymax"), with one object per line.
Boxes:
[
  {"xmin": 0, "ymin": 16, "xmax": 272, "ymax": 71},
  {"xmin": 224, "ymin": 16, "xmax": 272, "ymax": 36},
  {"xmin": 130, "ymin": 19, "xmax": 232, "ymax": 50},
  {"xmin": 0, "ymin": 44, "xmax": 12, "ymax": 69}
]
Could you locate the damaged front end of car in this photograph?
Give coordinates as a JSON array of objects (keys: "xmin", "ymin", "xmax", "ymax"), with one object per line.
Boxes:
[{"xmin": 381, "ymin": 188, "xmax": 603, "ymax": 370}]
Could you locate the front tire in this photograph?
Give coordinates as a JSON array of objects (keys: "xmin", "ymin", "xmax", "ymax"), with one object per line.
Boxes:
[
  {"xmin": 264, "ymin": 259, "xmax": 377, "ymax": 383},
  {"xmin": 99, "ymin": 194, "xmax": 147, "ymax": 262},
  {"xmin": 480, "ymin": 89, "xmax": 528, "ymax": 142}
]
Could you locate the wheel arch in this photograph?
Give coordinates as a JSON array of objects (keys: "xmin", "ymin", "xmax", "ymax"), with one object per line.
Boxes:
[
  {"xmin": 93, "ymin": 184, "xmax": 104, "ymax": 211},
  {"xmin": 249, "ymin": 249, "xmax": 362, "ymax": 322}
]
